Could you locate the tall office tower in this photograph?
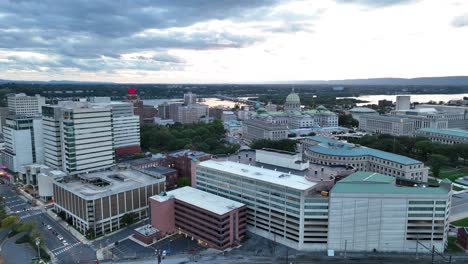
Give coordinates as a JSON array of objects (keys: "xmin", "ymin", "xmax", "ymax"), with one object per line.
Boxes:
[
  {"xmin": 1, "ymin": 116, "xmax": 44, "ymax": 172},
  {"xmin": 42, "ymin": 105, "xmax": 63, "ymax": 169},
  {"xmin": 42, "ymin": 101, "xmax": 114, "ymax": 174},
  {"xmin": 396, "ymin": 95, "xmax": 411, "ymax": 111},
  {"xmin": 0, "ymin": 93, "xmax": 46, "ymax": 172},
  {"xmin": 7, "ymin": 93, "xmax": 45, "ymax": 117},
  {"xmin": 184, "ymin": 92, "xmax": 197, "ymax": 106},
  {"xmin": 90, "ymin": 97, "xmax": 141, "ymax": 155}
]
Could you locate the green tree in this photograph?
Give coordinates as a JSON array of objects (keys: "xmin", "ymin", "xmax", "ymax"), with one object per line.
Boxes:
[
  {"xmin": 250, "ymin": 139, "xmax": 297, "ymax": 152},
  {"xmin": 429, "ymin": 154, "xmax": 449, "ymax": 178},
  {"xmin": 121, "ymin": 213, "xmax": 136, "ymax": 226},
  {"xmin": 415, "ymin": 140, "xmax": 433, "ymax": 161},
  {"xmin": 338, "ymin": 114, "xmax": 359, "ymax": 128},
  {"xmin": 85, "ymin": 227, "xmax": 96, "ymax": 240},
  {"xmin": 17, "ymin": 221, "xmax": 36, "ymax": 233},
  {"xmin": 1, "ymin": 215, "xmax": 20, "ymax": 228},
  {"xmin": 176, "ymin": 177, "xmax": 191, "ymax": 187}
]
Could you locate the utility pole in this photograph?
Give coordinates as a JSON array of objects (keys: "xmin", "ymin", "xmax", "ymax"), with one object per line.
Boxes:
[
  {"xmin": 344, "ymin": 240, "xmax": 347, "ymax": 258},
  {"xmin": 431, "ymin": 245, "xmax": 435, "ymax": 264},
  {"xmin": 415, "ymin": 236, "xmax": 419, "ymax": 259},
  {"xmin": 35, "ymin": 238, "xmax": 41, "ymax": 262}
]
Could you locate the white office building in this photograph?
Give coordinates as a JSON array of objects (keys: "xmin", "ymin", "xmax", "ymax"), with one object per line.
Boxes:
[
  {"xmin": 7, "ymin": 93, "xmax": 45, "ymax": 117},
  {"xmin": 396, "ymin": 95, "xmax": 411, "ymax": 111},
  {"xmin": 242, "ymin": 119, "xmax": 288, "ymax": 142},
  {"xmin": 1, "ymin": 117, "xmax": 44, "ymax": 172},
  {"xmin": 328, "ymin": 172, "xmax": 451, "ymax": 253},
  {"xmin": 349, "ymin": 107, "xmax": 377, "ymax": 122},
  {"xmin": 255, "ymin": 148, "xmax": 309, "ymax": 171},
  {"xmin": 358, "ymin": 115, "xmax": 414, "ymax": 136},
  {"xmin": 90, "ymin": 97, "xmax": 141, "ymax": 154},
  {"xmin": 42, "ymin": 101, "xmax": 114, "ymax": 175},
  {"xmin": 196, "ymin": 160, "xmax": 329, "ymax": 251}
]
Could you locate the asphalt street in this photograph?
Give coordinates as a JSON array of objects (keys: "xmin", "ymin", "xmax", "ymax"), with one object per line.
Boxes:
[{"xmin": 0, "ymin": 184, "xmax": 97, "ymax": 264}]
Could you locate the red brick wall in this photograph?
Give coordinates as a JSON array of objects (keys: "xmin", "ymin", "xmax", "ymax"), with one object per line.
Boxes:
[
  {"xmin": 457, "ymin": 228, "xmax": 468, "ymax": 250},
  {"xmin": 115, "ymin": 145, "xmax": 141, "ymax": 156},
  {"xmin": 150, "ymin": 198, "xmax": 176, "ymax": 236}
]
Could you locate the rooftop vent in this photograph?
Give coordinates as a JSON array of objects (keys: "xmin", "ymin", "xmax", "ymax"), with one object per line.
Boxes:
[{"xmin": 108, "ymin": 174, "xmax": 127, "ymax": 182}]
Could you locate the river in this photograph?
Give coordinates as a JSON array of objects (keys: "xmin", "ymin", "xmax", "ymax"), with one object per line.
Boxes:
[
  {"xmin": 338, "ymin": 93, "xmax": 468, "ymax": 106},
  {"xmin": 143, "ymin": 97, "xmax": 249, "ymax": 108}
]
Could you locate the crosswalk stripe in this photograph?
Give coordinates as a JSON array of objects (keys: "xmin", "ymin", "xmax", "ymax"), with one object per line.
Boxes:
[{"xmin": 53, "ymin": 242, "xmax": 81, "ymax": 256}]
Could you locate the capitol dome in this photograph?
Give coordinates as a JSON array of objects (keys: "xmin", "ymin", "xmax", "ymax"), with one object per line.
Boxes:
[
  {"xmin": 286, "ymin": 92, "xmax": 300, "ymax": 103},
  {"xmin": 284, "ymin": 89, "xmax": 301, "ymax": 112}
]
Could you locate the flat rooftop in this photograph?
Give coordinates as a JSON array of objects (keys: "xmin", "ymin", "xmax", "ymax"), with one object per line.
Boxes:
[
  {"xmin": 332, "ymin": 172, "xmax": 450, "ymax": 195},
  {"xmin": 54, "ymin": 168, "xmax": 164, "ymax": 200},
  {"xmin": 198, "ymin": 160, "xmax": 317, "ymax": 191},
  {"xmin": 146, "ymin": 166, "xmax": 176, "ymax": 175},
  {"xmin": 418, "ymin": 128, "xmax": 468, "ymax": 138},
  {"xmin": 151, "ymin": 186, "xmax": 244, "ymax": 215}
]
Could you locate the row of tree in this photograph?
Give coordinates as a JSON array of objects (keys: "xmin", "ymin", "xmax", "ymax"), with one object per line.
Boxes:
[
  {"xmin": 350, "ymin": 134, "xmax": 468, "ymax": 176},
  {"xmin": 141, "ymin": 120, "xmax": 240, "ymax": 155},
  {"xmin": 250, "ymin": 139, "xmax": 298, "ymax": 152}
]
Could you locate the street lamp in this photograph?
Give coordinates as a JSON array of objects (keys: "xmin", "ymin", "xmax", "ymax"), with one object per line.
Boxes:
[
  {"xmin": 35, "ymin": 238, "xmax": 41, "ymax": 262},
  {"xmin": 155, "ymin": 249, "xmax": 162, "ymax": 264}
]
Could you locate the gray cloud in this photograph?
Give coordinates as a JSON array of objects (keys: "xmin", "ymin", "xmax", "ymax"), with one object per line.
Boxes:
[
  {"xmin": 335, "ymin": 0, "xmax": 416, "ymax": 7},
  {"xmin": 0, "ymin": 0, "xmax": 281, "ymax": 73},
  {"xmin": 452, "ymin": 13, "xmax": 468, "ymax": 28}
]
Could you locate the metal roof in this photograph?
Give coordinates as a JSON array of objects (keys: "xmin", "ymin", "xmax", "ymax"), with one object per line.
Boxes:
[
  {"xmin": 332, "ymin": 172, "xmax": 450, "ymax": 195},
  {"xmin": 307, "ymin": 136, "xmax": 422, "ymax": 165},
  {"xmin": 417, "ymin": 128, "xmax": 468, "ymax": 138}
]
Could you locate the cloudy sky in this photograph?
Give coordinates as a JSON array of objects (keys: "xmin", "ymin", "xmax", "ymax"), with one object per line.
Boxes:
[{"xmin": 0, "ymin": 0, "xmax": 467, "ymax": 83}]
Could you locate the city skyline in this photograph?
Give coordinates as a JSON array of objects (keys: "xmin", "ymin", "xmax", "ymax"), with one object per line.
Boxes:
[{"xmin": 0, "ymin": 0, "xmax": 467, "ymax": 83}]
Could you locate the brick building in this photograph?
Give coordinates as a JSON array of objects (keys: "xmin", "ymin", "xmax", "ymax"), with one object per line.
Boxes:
[
  {"xmin": 166, "ymin": 150, "xmax": 211, "ymax": 179},
  {"xmin": 149, "ymin": 186, "xmax": 246, "ymax": 250},
  {"xmin": 457, "ymin": 227, "xmax": 468, "ymax": 250}
]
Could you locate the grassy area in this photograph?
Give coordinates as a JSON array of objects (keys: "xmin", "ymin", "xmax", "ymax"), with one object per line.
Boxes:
[
  {"xmin": 451, "ymin": 217, "xmax": 468, "ymax": 227},
  {"xmin": 437, "ymin": 167, "xmax": 468, "ymax": 185},
  {"xmin": 447, "ymin": 237, "xmax": 464, "ymax": 253},
  {"xmin": 453, "ymin": 185, "xmax": 465, "ymax": 191}
]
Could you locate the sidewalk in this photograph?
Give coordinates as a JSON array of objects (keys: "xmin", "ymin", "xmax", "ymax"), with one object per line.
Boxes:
[{"xmin": 45, "ymin": 208, "xmax": 91, "ymax": 245}]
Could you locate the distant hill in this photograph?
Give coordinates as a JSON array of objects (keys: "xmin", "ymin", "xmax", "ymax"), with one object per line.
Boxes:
[
  {"xmin": 281, "ymin": 76, "xmax": 468, "ymax": 86},
  {"xmin": 0, "ymin": 76, "xmax": 467, "ymax": 86}
]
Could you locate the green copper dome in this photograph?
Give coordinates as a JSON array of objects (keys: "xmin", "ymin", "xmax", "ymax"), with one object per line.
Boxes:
[{"xmin": 286, "ymin": 92, "xmax": 300, "ymax": 103}]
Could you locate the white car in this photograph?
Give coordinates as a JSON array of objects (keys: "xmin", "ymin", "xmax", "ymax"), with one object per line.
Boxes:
[
  {"xmin": 57, "ymin": 235, "xmax": 63, "ymax": 240},
  {"xmin": 46, "ymin": 225, "xmax": 52, "ymax": 230},
  {"xmin": 63, "ymin": 240, "xmax": 68, "ymax": 246}
]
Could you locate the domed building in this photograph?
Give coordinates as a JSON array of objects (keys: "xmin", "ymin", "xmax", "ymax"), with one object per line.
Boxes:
[
  {"xmin": 284, "ymin": 89, "xmax": 301, "ymax": 112},
  {"xmin": 248, "ymin": 90, "xmax": 339, "ymax": 129}
]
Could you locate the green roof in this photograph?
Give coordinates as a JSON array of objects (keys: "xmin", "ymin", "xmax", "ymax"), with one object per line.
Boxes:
[
  {"xmin": 417, "ymin": 128, "xmax": 468, "ymax": 138},
  {"xmin": 307, "ymin": 136, "xmax": 423, "ymax": 165},
  {"xmin": 339, "ymin": 171, "xmax": 395, "ymax": 183},
  {"xmin": 332, "ymin": 172, "xmax": 450, "ymax": 195}
]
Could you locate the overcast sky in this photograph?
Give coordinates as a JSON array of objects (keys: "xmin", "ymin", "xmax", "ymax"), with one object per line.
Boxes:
[{"xmin": 1, "ymin": 0, "xmax": 467, "ymax": 83}]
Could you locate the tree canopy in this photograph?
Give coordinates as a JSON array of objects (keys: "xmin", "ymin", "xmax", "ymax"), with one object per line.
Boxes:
[
  {"xmin": 250, "ymin": 139, "xmax": 297, "ymax": 152},
  {"xmin": 350, "ymin": 134, "xmax": 468, "ymax": 175},
  {"xmin": 141, "ymin": 119, "xmax": 239, "ymax": 155}
]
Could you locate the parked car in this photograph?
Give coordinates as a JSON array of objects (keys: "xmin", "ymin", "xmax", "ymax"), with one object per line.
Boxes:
[{"xmin": 47, "ymin": 225, "xmax": 52, "ymax": 230}]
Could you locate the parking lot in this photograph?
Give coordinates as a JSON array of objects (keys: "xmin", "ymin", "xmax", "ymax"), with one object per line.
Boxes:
[{"xmin": 109, "ymin": 234, "xmax": 203, "ymax": 260}]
